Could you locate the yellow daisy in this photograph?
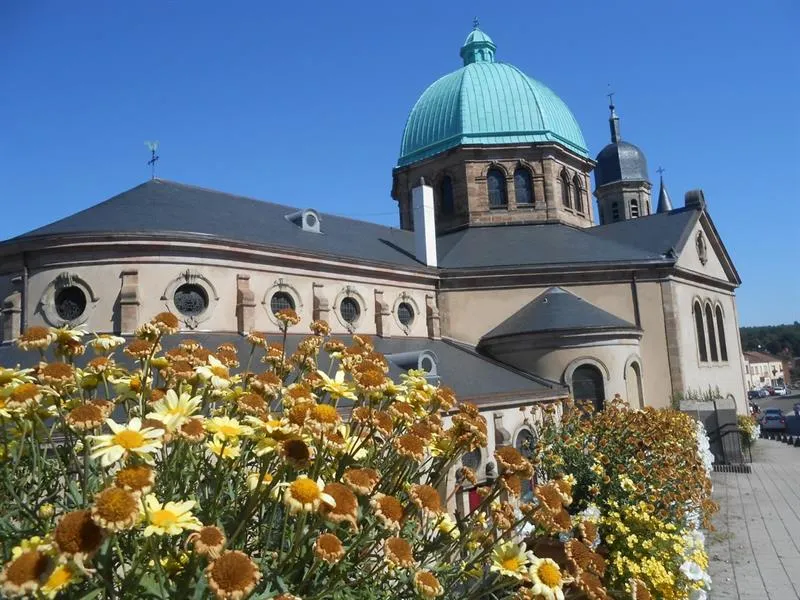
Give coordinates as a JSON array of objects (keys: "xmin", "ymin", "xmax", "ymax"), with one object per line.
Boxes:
[
  {"xmin": 89, "ymin": 418, "xmax": 164, "ymax": 467},
  {"xmin": 316, "ymin": 369, "xmax": 357, "ymax": 401},
  {"xmin": 206, "ymin": 435, "xmax": 242, "ymax": 460},
  {"xmin": 146, "ymin": 389, "xmax": 202, "ymax": 431},
  {"xmin": 88, "ymin": 334, "xmax": 126, "ymax": 353},
  {"xmin": 40, "ymin": 563, "xmax": 79, "ymax": 598},
  {"xmin": 490, "ymin": 541, "xmax": 530, "ymax": 580},
  {"xmin": 528, "ymin": 556, "xmax": 565, "ymax": 600},
  {"xmin": 205, "ymin": 416, "xmax": 253, "ymax": 440},
  {"xmin": 284, "ymin": 475, "xmax": 336, "ymax": 515},
  {"xmin": 142, "ymin": 494, "xmax": 202, "ymax": 537},
  {"xmin": 195, "ymin": 355, "xmax": 231, "ymax": 390}
]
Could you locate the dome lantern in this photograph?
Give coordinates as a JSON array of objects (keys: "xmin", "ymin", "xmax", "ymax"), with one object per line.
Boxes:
[{"xmin": 460, "ymin": 21, "xmax": 496, "ymax": 65}]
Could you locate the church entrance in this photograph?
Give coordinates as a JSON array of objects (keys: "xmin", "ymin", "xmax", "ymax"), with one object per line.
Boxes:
[{"xmin": 572, "ymin": 364, "xmax": 605, "ymax": 411}]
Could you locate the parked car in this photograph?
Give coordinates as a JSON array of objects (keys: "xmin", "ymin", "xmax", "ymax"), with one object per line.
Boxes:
[
  {"xmin": 757, "ymin": 389, "xmax": 770, "ymax": 398},
  {"xmin": 766, "ymin": 386, "xmax": 775, "ymax": 396},
  {"xmin": 748, "ymin": 390, "xmax": 761, "ymax": 401},
  {"xmin": 761, "ymin": 408, "xmax": 786, "ymax": 432},
  {"xmin": 773, "ymin": 386, "xmax": 788, "ymax": 396}
]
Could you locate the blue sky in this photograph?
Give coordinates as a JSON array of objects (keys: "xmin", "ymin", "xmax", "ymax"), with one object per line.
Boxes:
[{"xmin": 1, "ymin": 1, "xmax": 797, "ymax": 326}]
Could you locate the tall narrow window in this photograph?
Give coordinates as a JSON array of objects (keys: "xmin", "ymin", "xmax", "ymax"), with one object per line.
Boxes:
[
  {"xmin": 694, "ymin": 301, "xmax": 708, "ymax": 362},
  {"xmin": 440, "ymin": 176, "xmax": 454, "ymax": 215},
  {"xmin": 572, "ymin": 364, "xmax": 605, "ymax": 412},
  {"xmin": 630, "ymin": 198, "xmax": 640, "ymax": 218},
  {"xmin": 716, "ymin": 306, "xmax": 728, "ymax": 361},
  {"xmin": 514, "ymin": 168, "xmax": 533, "ymax": 205},
  {"xmin": 560, "ymin": 171, "xmax": 572, "ymax": 208},
  {"xmin": 705, "ymin": 304, "xmax": 719, "ymax": 361},
  {"xmin": 572, "ymin": 175, "xmax": 584, "ymax": 213},
  {"xmin": 487, "ymin": 168, "xmax": 507, "ymax": 208},
  {"xmin": 406, "ymin": 191, "xmax": 414, "ymax": 230},
  {"xmin": 611, "ymin": 202, "xmax": 620, "ymax": 221}
]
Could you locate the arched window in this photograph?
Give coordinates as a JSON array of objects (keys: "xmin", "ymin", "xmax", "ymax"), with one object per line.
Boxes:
[
  {"xmin": 630, "ymin": 198, "xmax": 640, "ymax": 218},
  {"xmin": 572, "ymin": 175, "xmax": 584, "ymax": 213},
  {"xmin": 611, "ymin": 202, "xmax": 620, "ymax": 221},
  {"xmin": 572, "ymin": 364, "xmax": 605, "ymax": 411},
  {"xmin": 705, "ymin": 304, "xmax": 719, "ymax": 361},
  {"xmin": 694, "ymin": 301, "xmax": 708, "ymax": 362},
  {"xmin": 440, "ymin": 176, "xmax": 454, "ymax": 216},
  {"xmin": 625, "ymin": 361, "xmax": 644, "ymax": 409},
  {"xmin": 716, "ymin": 306, "xmax": 728, "ymax": 361},
  {"xmin": 514, "ymin": 168, "xmax": 533, "ymax": 206},
  {"xmin": 487, "ymin": 168, "xmax": 507, "ymax": 208},
  {"xmin": 560, "ymin": 171, "xmax": 572, "ymax": 209}
]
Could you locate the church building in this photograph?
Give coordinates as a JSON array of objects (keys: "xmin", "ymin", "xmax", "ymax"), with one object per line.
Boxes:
[{"xmin": 0, "ymin": 26, "xmax": 747, "ymax": 472}]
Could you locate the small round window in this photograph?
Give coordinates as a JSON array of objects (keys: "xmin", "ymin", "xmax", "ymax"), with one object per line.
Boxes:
[
  {"xmin": 270, "ymin": 291, "xmax": 295, "ymax": 315},
  {"xmin": 340, "ymin": 297, "xmax": 361, "ymax": 324},
  {"xmin": 305, "ymin": 213, "xmax": 317, "ymax": 228},
  {"xmin": 174, "ymin": 283, "xmax": 208, "ymax": 316},
  {"xmin": 55, "ymin": 286, "xmax": 87, "ymax": 321},
  {"xmin": 397, "ymin": 302, "xmax": 415, "ymax": 327}
]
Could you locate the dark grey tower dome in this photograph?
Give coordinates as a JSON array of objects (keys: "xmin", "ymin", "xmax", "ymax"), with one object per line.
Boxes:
[
  {"xmin": 594, "ymin": 104, "xmax": 649, "ymax": 187},
  {"xmin": 595, "ymin": 141, "xmax": 649, "ymax": 187}
]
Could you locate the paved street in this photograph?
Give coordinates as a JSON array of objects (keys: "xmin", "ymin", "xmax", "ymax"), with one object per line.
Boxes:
[{"xmin": 709, "ymin": 440, "xmax": 800, "ymax": 599}]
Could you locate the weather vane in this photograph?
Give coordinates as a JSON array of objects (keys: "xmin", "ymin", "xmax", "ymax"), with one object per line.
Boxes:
[{"xmin": 145, "ymin": 141, "xmax": 160, "ymax": 180}]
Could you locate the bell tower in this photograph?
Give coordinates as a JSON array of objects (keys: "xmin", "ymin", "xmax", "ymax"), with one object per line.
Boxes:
[{"xmin": 593, "ymin": 100, "xmax": 652, "ymax": 224}]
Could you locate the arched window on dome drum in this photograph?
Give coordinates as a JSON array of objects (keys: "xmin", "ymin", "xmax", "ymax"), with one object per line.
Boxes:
[
  {"xmin": 440, "ymin": 176, "xmax": 454, "ymax": 216},
  {"xmin": 705, "ymin": 304, "xmax": 719, "ymax": 362},
  {"xmin": 694, "ymin": 301, "xmax": 708, "ymax": 362},
  {"xmin": 487, "ymin": 168, "xmax": 508, "ymax": 208},
  {"xmin": 514, "ymin": 168, "xmax": 533, "ymax": 206},
  {"xmin": 631, "ymin": 198, "xmax": 640, "ymax": 218},
  {"xmin": 572, "ymin": 175, "xmax": 583, "ymax": 213},
  {"xmin": 560, "ymin": 171, "xmax": 571, "ymax": 209},
  {"xmin": 716, "ymin": 306, "xmax": 728, "ymax": 361}
]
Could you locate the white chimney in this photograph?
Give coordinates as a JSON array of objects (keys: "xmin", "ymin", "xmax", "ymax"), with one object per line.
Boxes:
[{"xmin": 412, "ymin": 177, "xmax": 437, "ymax": 267}]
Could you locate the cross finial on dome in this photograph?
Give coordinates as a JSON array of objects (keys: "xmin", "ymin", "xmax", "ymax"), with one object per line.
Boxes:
[
  {"xmin": 607, "ymin": 90, "xmax": 621, "ymax": 143},
  {"xmin": 473, "ymin": 16, "xmax": 480, "ymax": 30}
]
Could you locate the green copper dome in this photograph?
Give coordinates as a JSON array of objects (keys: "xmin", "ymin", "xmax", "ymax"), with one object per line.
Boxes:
[{"xmin": 398, "ymin": 27, "xmax": 588, "ymax": 167}]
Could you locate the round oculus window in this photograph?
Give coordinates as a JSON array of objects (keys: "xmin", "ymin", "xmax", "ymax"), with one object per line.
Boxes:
[
  {"xmin": 462, "ymin": 448, "xmax": 482, "ymax": 471},
  {"xmin": 420, "ymin": 356, "xmax": 434, "ymax": 373},
  {"xmin": 55, "ymin": 286, "xmax": 87, "ymax": 321},
  {"xmin": 174, "ymin": 283, "xmax": 209, "ymax": 316},
  {"xmin": 397, "ymin": 302, "xmax": 415, "ymax": 327},
  {"xmin": 270, "ymin": 291, "xmax": 295, "ymax": 315},
  {"xmin": 340, "ymin": 297, "xmax": 360, "ymax": 324}
]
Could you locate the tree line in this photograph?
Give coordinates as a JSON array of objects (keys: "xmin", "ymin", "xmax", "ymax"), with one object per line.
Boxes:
[{"xmin": 740, "ymin": 322, "xmax": 800, "ymax": 358}]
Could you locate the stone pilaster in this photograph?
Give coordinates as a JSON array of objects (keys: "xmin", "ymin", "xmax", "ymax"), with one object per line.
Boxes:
[
  {"xmin": 374, "ymin": 290, "xmax": 391, "ymax": 338},
  {"xmin": 1, "ymin": 277, "xmax": 22, "ymax": 342},
  {"xmin": 660, "ymin": 280, "xmax": 684, "ymax": 397},
  {"xmin": 312, "ymin": 283, "xmax": 330, "ymax": 323},
  {"xmin": 426, "ymin": 294, "xmax": 441, "ymax": 339},
  {"xmin": 236, "ymin": 274, "xmax": 256, "ymax": 334},
  {"xmin": 119, "ymin": 270, "xmax": 140, "ymax": 334},
  {"xmin": 493, "ymin": 412, "xmax": 511, "ymax": 447}
]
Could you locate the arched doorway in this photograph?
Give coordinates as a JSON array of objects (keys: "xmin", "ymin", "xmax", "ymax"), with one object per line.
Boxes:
[
  {"xmin": 572, "ymin": 364, "xmax": 605, "ymax": 411},
  {"xmin": 625, "ymin": 361, "xmax": 644, "ymax": 408}
]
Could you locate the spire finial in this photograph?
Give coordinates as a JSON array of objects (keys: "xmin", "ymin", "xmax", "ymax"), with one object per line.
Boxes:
[
  {"xmin": 606, "ymin": 89, "xmax": 621, "ymax": 143},
  {"xmin": 473, "ymin": 16, "xmax": 479, "ymax": 30},
  {"xmin": 657, "ymin": 166, "xmax": 665, "ymax": 177},
  {"xmin": 656, "ymin": 169, "xmax": 673, "ymax": 213}
]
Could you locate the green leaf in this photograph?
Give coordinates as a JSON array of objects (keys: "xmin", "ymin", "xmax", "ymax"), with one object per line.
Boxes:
[{"xmin": 76, "ymin": 590, "xmax": 103, "ymax": 600}]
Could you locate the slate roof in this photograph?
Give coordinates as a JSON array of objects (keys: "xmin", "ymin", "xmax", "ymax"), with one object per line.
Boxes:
[
  {"xmin": 4, "ymin": 179, "xmax": 700, "ymax": 271},
  {"xmin": 479, "ymin": 287, "xmax": 637, "ymax": 342},
  {"xmin": 594, "ymin": 140, "xmax": 649, "ymax": 187},
  {"xmin": 10, "ymin": 179, "xmax": 423, "ymax": 270},
  {"xmin": 0, "ymin": 333, "xmax": 565, "ymax": 403},
  {"xmin": 585, "ymin": 207, "xmax": 698, "ymax": 257}
]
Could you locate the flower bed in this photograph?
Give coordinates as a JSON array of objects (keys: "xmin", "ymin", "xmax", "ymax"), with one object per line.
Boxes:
[{"xmin": 0, "ymin": 313, "xmax": 717, "ymax": 599}]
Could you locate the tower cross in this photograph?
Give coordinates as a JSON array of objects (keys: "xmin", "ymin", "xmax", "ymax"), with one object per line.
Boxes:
[
  {"xmin": 607, "ymin": 91, "xmax": 615, "ymax": 108},
  {"xmin": 145, "ymin": 141, "xmax": 160, "ymax": 180},
  {"xmin": 473, "ymin": 16, "xmax": 479, "ymax": 30},
  {"xmin": 657, "ymin": 166, "xmax": 665, "ymax": 176}
]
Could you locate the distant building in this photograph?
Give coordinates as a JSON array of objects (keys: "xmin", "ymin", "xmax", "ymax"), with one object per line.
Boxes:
[{"xmin": 743, "ymin": 351, "xmax": 786, "ymax": 389}]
